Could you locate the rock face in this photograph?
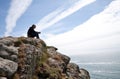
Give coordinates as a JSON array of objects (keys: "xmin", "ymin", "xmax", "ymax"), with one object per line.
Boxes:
[{"xmin": 0, "ymin": 37, "xmax": 90, "ymax": 79}]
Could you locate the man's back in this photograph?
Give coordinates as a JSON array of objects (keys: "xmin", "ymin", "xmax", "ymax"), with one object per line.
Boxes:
[{"xmin": 27, "ymin": 24, "xmax": 40, "ymax": 39}]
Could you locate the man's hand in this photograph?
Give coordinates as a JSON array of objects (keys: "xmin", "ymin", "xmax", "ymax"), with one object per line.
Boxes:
[{"xmin": 38, "ymin": 32, "xmax": 41, "ymax": 34}]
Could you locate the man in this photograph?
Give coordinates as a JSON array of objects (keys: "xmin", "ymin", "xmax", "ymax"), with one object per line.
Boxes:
[{"xmin": 27, "ymin": 24, "xmax": 41, "ymax": 39}]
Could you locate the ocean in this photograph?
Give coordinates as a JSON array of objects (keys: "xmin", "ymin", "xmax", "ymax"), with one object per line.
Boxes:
[{"xmin": 70, "ymin": 53, "xmax": 120, "ymax": 79}]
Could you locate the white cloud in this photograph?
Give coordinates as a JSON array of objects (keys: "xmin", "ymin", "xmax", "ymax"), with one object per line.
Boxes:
[
  {"xmin": 36, "ymin": 0, "xmax": 95, "ymax": 31},
  {"xmin": 36, "ymin": 8, "xmax": 64, "ymax": 31},
  {"xmin": 45, "ymin": 0, "xmax": 120, "ymax": 55},
  {"xmin": 5, "ymin": 0, "xmax": 32, "ymax": 36}
]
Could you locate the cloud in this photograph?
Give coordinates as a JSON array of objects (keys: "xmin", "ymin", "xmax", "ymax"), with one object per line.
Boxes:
[
  {"xmin": 5, "ymin": 0, "xmax": 32, "ymax": 36},
  {"xmin": 36, "ymin": 0, "xmax": 95, "ymax": 31},
  {"xmin": 36, "ymin": 7, "xmax": 64, "ymax": 31},
  {"xmin": 45, "ymin": 0, "xmax": 120, "ymax": 55}
]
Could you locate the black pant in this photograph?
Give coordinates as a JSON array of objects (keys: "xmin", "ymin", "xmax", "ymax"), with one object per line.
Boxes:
[{"xmin": 28, "ymin": 32, "xmax": 39, "ymax": 39}]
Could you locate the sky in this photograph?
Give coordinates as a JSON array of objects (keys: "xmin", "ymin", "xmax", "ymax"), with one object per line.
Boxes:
[{"xmin": 0, "ymin": 0, "xmax": 120, "ymax": 56}]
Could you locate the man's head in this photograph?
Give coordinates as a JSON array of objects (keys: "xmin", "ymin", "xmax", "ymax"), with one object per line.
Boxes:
[{"xmin": 31, "ymin": 24, "xmax": 36, "ymax": 29}]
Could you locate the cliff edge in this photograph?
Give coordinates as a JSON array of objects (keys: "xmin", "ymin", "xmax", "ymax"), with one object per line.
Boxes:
[{"xmin": 0, "ymin": 36, "xmax": 90, "ymax": 79}]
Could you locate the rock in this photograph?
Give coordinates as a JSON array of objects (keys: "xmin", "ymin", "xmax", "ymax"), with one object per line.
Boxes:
[
  {"xmin": 0, "ymin": 43, "xmax": 18, "ymax": 62},
  {"xmin": 0, "ymin": 57, "xmax": 18, "ymax": 77},
  {"xmin": 66, "ymin": 63, "xmax": 81, "ymax": 79},
  {"xmin": 47, "ymin": 46, "xmax": 58, "ymax": 55},
  {"xmin": 0, "ymin": 37, "xmax": 90, "ymax": 79},
  {"xmin": 10, "ymin": 55, "xmax": 18, "ymax": 62},
  {"xmin": 59, "ymin": 53, "xmax": 70, "ymax": 65},
  {"xmin": 47, "ymin": 46, "xmax": 70, "ymax": 65},
  {"xmin": 79, "ymin": 69, "xmax": 90, "ymax": 79},
  {"xmin": 0, "ymin": 43, "xmax": 18, "ymax": 54},
  {"xmin": 0, "ymin": 50, "xmax": 9, "ymax": 58},
  {"xmin": 0, "ymin": 36, "xmax": 17, "ymax": 46}
]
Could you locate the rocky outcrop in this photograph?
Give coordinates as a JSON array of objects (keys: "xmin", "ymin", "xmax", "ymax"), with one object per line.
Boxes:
[{"xmin": 0, "ymin": 36, "xmax": 90, "ymax": 79}]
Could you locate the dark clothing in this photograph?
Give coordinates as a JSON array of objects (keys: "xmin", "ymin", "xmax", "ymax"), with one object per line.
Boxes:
[{"xmin": 27, "ymin": 27, "xmax": 40, "ymax": 39}]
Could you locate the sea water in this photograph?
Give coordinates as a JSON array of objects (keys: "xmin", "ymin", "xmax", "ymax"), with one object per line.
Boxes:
[{"xmin": 70, "ymin": 54, "xmax": 120, "ymax": 79}]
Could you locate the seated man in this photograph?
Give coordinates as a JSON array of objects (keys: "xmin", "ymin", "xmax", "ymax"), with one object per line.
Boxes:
[{"xmin": 27, "ymin": 24, "xmax": 41, "ymax": 39}]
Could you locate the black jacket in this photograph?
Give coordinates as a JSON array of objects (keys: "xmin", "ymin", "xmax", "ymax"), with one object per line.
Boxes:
[{"xmin": 27, "ymin": 27, "xmax": 37, "ymax": 37}]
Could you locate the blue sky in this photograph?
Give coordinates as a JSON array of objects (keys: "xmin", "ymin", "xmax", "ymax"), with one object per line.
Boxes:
[{"xmin": 0, "ymin": 0, "xmax": 120, "ymax": 55}]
